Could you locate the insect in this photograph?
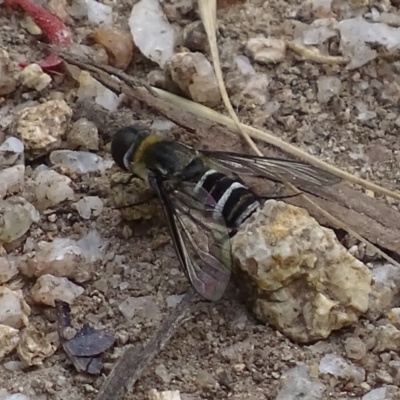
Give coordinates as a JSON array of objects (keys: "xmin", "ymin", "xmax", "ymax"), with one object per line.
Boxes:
[{"xmin": 111, "ymin": 125, "xmax": 341, "ymax": 301}]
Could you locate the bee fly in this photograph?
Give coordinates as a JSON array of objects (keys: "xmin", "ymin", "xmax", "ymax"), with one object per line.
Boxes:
[{"xmin": 111, "ymin": 125, "xmax": 340, "ymax": 301}]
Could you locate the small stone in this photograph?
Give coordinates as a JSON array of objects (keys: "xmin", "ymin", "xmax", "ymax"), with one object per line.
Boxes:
[
  {"xmin": 129, "ymin": 0, "xmax": 175, "ymax": 68},
  {"xmin": 356, "ymin": 102, "xmax": 377, "ymax": 122},
  {"xmin": 17, "ymin": 327, "xmax": 57, "ymax": 366},
  {"xmin": 66, "ymin": 118, "xmax": 99, "ymax": 150},
  {"xmin": 21, "ymin": 14, "xmax": 42, "ymax": 35},
  {"xmin": 166, "ymin": 294, "xmax": 184, "ymax": 308},
  {"xmin": 195, "ymin": 370, "xmax": 216, "ymax": 389},
  {"xmin": 34, "ymin": 169, "xmax": 74, "ymax": 206},
  {"xmin": 298, "ymin": 18, "xmax": 338, "ymax": 46},
  {"xmin": 388, "ymin": 308, "xmax": 400, "ymax": 326},
  {"xmin": 245, "ymin": 37, "xmax": 286, "ymax": 64},
  {"xmin": 183, "ymin": 21, "xmax": 208, "ymax": 53},
  {"xmin": 12, "ymin": 100, "xmax": 72, "ymax": 159},
  {"xmin": 17, "ymin": 64, "xmax": 52, "ymax": 91},
  {"xmin": 232, "ymin": 200, "xmax": 372, "ymax": 343},
  {"xmin": 344, "ymin": 337, "xmax": 367, "ymax": 360},
  {"xmin": 0, "ymin": 324, "xmax": 20, "ymax": 361},
  {"xmin": 86, "ymin": 0, "xmax": 112, "ymax": 25},
  {"xmin": 0, "ymin": 287, "xmax": 30, "ymax": 329},
  {"xmin": 0, "ymin": 256, "xmax": 18, "ymax": 284},
  {"xmin": 0, "ymin": 165, "xmax": 25, "ymax": 199},
  {"xmin": 362, "ymin": 387, "xmax": 388, "ymax": 400},
  {"xmin": 277, "ymin": 363, "xmax": 326, "ymax": 400},
  {"xmin": 0, "ymin": 198, "xmax": 32, "ymax": 244},
  {"xmin": 0, "ymin": 137, "xmax": 24, "ymax": 167},
  {"xmin": 155, "ymin": 363, "xmax": 172, "ymax": 383},
  {"xmin": 76, "ymin": 71, "xmax": 124, "ymax": 112},
  {"xmin": 0, "ymin": 393, "xmax": 29, "ymax": 400},
  {"xmin": 0, "ymin": 48, "xmax": 17, "ymax": 96},
  {"xmin": 234, "ymin": 55, "xmax": 255, "ymax": 75},
  {"xmin": 319, "ymin": 354, "xmax": 366, "ymax": 382},
  {"xmin": 148, "ymin": 389, "xmax": 181, "ymax": 400},
  {"xmin": 317, "ymin": 76, "xmax": 342, "ymax": 103},
  {"xmin": 91, "ymin": 26, "xmax": 134, "ymax": 70},
  {"xmin": 374, "ymin": 324, "xmax": 400, "ymax": 352},
  {"xmin": 31, "ymin": 274, "xmax": 84, "ymax": 307},
  {"xmin": 3, "ymin": 360, "xmax": 24, "ymax": 371},
  {"xmin": 166, "ymin": 52, "xmax": 221, "ymax": 107},
  {"xmin": 49, "ymin": 150, "xmax": 113, "ymax": 174},
  {"xmin": 118, "ymin": 296, "xmax": 161, "ymax": 321},
  {"xmin": 22, "ymin": 231, "xmax": 105, "ymax": 283},
  {"xmin": 75, "ymin": 196, "xmax": 103, "ymax": 219}
]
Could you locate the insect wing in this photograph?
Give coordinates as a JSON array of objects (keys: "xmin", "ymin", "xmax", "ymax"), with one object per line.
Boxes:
[
  {"xmin": 203, "ymin": 151, "xmax": 341, "ymax": 187},
  {"xmin": 149, "ymin": 176, "xmax": 232, "ymax": 301}
]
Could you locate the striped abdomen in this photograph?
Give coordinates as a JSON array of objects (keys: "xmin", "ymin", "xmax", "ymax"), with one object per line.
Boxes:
[{"xmin": 193, "ymin": 170, "xmax": 260, "ymax": 229}]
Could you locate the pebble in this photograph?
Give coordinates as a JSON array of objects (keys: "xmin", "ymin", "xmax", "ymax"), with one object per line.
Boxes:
[
  {"xmin": 0, "ymin": 256, "xmax": 18, "ymax": 284},
  {"xmin": 245, "ymin": 37, "xmax": 286, "ymax": 64},
  {"xmin": 0, "ymin": 137, "xmax": 24, "ymax": 167},
  {"xmin": 92, "ymin": 26, "xmax": 134, "ymax": 70},
  {"xmin": 49, "ymin": 150, "xmax": 113, "ymax": 174},
  {"xmin": 277, "ymin": 363, "xmax": 326, "ymax": 400},
  {"xmin": 0, "ymin": 198, "xmax": 33, "ymax": 244},
  {"xmin": 319, "ymin": 353, "xmax": 366, "ymax": 382},
  {"xmin": 0, "ymin": 165, "xmax": 25, "ymax": 199},
  {"xmin": 118, "ymin": 296, "xmax": 161, "ymax": 321},
  {"xmin": 317, "ymin": 76, "xmax": 342, "ymax": 104},
  {"xmin": 0, "ymin": 287, "xmax": 30, "ymax": 329},
  {"xmin": 66, "ymin": 118, "xmax": 99, "ymax": 151},
  {"xmin": 31, "ymin": 274, "xmax": 85, "ymax": 307},
  {"xmin": 362, "ymin": 387, "xmax": 388, "ymax": 400},
  {"xmin": 0, "ymin": 324, "xmax": 20, "ymax": 361},
  {"xmin": 17, "ymin": 327, "xmax": 57, "ymax": 366},
  {"xmin": 344, "ymin": 337, "xmax": 367, "ymax": 360},
  {"xmin": 34, "ymin": 168, "xmax": 74, "ymax": 206},
  {"xmin": 148, "ymin": 389, "xmax": 181, "ymax": 400},
  {"xmin": 75, "ymin": 196, "xmax": 103, "ymax": 219},
  {"xmin": 166, "ymin": 52, "xmax": 221, "ymax": 107},
  {"xmin": 22, "ymin": 230, "xmax": 105, "ymax": 283},
  {"xmin": 86, "ymin": 0, "xmax": 112, "ymax": 25},
  {"xmin": 129, "ymin": 0, "xmax": 175, "ymax": 68},
  {"xmin": 0, "ymin": 48, "xmax": 17, "ymax": 96},
  {"xmin": 12, "ymin": 100, "xmax": 72, "ymax": 160},
  {"xmin": 17, "ymin": 64, "xmax": 51, "ymax": 92},
  {"xmin": 374, "ymin": 324, "xmax": 400, "ymax": 352}
]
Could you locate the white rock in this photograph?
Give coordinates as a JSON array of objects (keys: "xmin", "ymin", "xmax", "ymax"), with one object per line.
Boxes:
[
  {"xmin": 148, "ymin": 389, "xmax": 181, "ymax": 400},
  {"xmin": 17, "ymin": 63, "xmax": 51, "ymax": 91},
  {"xmin": 319, "ymin": 353, "xmax": 365, "ymax": 382},
  {"xmin": 0, "ymin": 137, "xmax": 24, "ymax": 166},
  {"xmin": 234, "ymin": 55, "xmax": 255, "ymax": 75},
  {"xmin": 86, "ymin": 0, "xmax": 112, "ymax": 25},
  {"xmin": 31, "ymin": 274, "xmax": 84, "ymax": 307},
  {"xmin": 49, "ymin": 150, "xmax": 113, "ymax": 174},
  {"xmin": 0, "ymin": 287, "xmax": 30, "ymax": 329},
  {"xmin": 75, "ymin": 196, "xmax": 103, "ymax": 219},
  {"xmin": 0, "ymin": 256, "xmax": 18, "ymax": 284},
  {"xmin": 317, "ymin": 76, "xmax": 342, "ymax": 103},
  {"xmin": 245, "ymin": 37, "xmax": 286, "ymax": 64},
  {"xmin": 2, "ymin": 394, "xmax": 30, "ymax": 400},
  {"xmin": 76, "ymin": 71, "xmax": 124, "ymax": 112},
  {"xmin": 22, "ymin": 230, "xmax": 106, "ymax": 283},
  {"xmin": 0, "ymin": 324, "xmax": 20, "ymax": 361},
  {"xmin": 118, "ymin": 296, "xmax": 161, "ymax": 321},
  {"xmin": 299, "ymin": 18, "xmax": 338, "ymax": 46},
  {"xmin": 277, "ymin": 363, "xmax": 326, "ymax": 400},
  {"xmin": 362, "ymin": 387, "xmax": 388, "ymax": 400},
  {"xmin": 0, "ymin": 165, "xmax": 25, "ymax": 199},
  {"xmin": 129, "ymin": 0, "xmax": 175, "ymax": 67},
  {"xmin": 34, "ymin": 169, "xmax": 74, "ymax": 205}
]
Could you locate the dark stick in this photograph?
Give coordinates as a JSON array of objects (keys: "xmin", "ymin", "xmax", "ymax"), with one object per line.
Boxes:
[{"xmin": 95, "ymin": 288, "xmax": 198, "ymax": 400}]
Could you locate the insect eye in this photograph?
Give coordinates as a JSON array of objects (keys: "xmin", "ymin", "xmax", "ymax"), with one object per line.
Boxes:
[{"xmin": 111, "ymin": 126, "xmax": 147, "ymax": 171}]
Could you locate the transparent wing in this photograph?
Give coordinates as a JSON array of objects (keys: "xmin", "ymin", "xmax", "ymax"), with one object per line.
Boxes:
[
  {"xmin": 202, "ymin": 151, "xmax": 341, "ymax": 187},
  {"xmin": 149, "ymin": 175, "xmax": 232, "ymax": 301}
]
